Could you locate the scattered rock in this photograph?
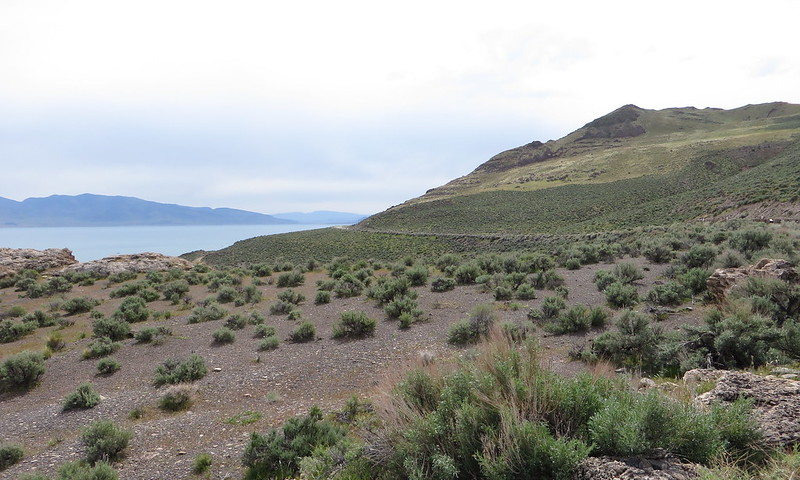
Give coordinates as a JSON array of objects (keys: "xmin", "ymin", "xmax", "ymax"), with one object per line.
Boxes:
[
  {"xmin": 574, "ymin": 450, "xmax": 699, "ymax": 480},
  {"xmin": 0, "ymin": 248, "xmax": 78, "ymax": 277},
  {"xmin": 707, "ymin": 258, "xmax": 798, "ymax": 302},
  {"xmin": 638, "ymin": 377, "xmax": 657, "ymax": 391},
  {"xmin": 693, "ymin": 371, "xmax": 800, "ymax": 446},
  {"xmin": 682, "ymin": 369, "xmax": 725, "ymax": 391},
  {"xmin": 59, "ymin": 252, "xmax": 192, "ymax": 277},
  {"xmin": 213, "ymin": 367, "xmax": 222, "ymax": 372}
]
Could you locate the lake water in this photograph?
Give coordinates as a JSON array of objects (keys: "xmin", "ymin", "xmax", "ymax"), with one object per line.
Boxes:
[{"xmin": 0, "ymin": 224, "xmax": 333, "ymax": 262}]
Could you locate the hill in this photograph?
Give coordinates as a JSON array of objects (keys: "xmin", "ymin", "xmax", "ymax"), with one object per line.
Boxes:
[
  {"xmin": 201, "ymin": 102, "xmax": 800, "ymax": 266},
  {"xmin": 0, "ymin": 194, "xmax": 294, "ymax": 227},
  {"xmin": 358, "ymin": 102, "xmax": 800, "ymax": 234}
]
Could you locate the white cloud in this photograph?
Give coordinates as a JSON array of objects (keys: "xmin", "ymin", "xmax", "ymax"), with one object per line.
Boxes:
[{"xmin": 1, "ymin": 0, "xmax": 799, "ymax": 214}]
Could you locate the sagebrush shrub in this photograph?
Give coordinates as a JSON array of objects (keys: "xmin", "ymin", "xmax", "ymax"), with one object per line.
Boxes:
[
  {"xmin": 154, "ymin": 354, "xmax": 207, "ymax": 386},
  {"xmin": 645, "ymin": 282, "xmax": 689, "ymax": 307},
  {"xmin": 92, "ymin": 317, "xmax": 131, "ymax": 341},
  {"xmin": 605, "ymin": 282, "xmax": 639, "ymax": 308},
  {"xmin": 159, "ymin": 384, "xmax": 195, "ymax": 412},
  {"xmin": 289, "ymin": 322, "xmax": 316, "ymax": 343},
  {"xmin": 277, "ymin": 271, "xmax": 304, "ymax": 288},
  {"xmin": 431, "ymin": 276, "xmax": 456, "ymax": 293},
  {"xmin": 0, "ymin": 443, "xmax": 24, "ymax": 471},
  {"xmin": 112, "ymin": 296, "xmax": 149, "ymax": 323},
  {"xmin": 259, "ymin": 336, "xmax": 280, "ymax": 351},
  {"xmin": 212, "ymin": 327, "xmax": 236, "ymax": 344},
  {"xmin": 1, "ymin": 351, "xmax": 45, "ymax": 391},
  {"xmin": 0, "ymin": 319, "xmax": 37, "ymax": 343},
  {"xmin": 314, "ymin": 290, "xmax": 332, "ymax": 304},
  {"xmin": 254, "ymin": 324, "xmax": 277, "ymax": 338},
  {"xmin": 55, "ymin": 460, "xmax": 119, "ymax": 480},
  {"xmin": 97, "ymin": 358, "xmax": 121, "ymax": 375},
  {"xmin": 333, "ymin": 311, "xmax": 376, "ymax": 339},
  {"xmin": 242, "ymin": 407, "xmax": 345, "ymax": 480},
  {"xmin": 62, "ymin": 296, "xmax": 99, "ymax": 315},
  {"xmin": 540, "ymin": 296, "xmax": 566, "ymax": 319},
  {"xmin": 186, "ymin": 302, "xmax": 226, "ymax": 324},
  {"xmin": 81, "ymin": 420, "xmax": 132, "ymax": 465},
  {"xmin": 81, "ymin": 337, "xmax": 120, "ymax": 360},
  {"xmin": 63, "ymin": 383, "xmax": 101, "ymax": 412},
  {"xmin": 193, "ymin": 453, "xmax": 213, "ymax": 475}
]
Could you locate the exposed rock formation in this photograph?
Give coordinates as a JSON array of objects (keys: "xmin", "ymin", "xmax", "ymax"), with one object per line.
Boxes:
[
  {"xmin": 59, "ymin": 252, "xmax": 192, "ymax": 277},
  {"xmin": 0, "ymin": 247, "xmax": 78, "ymax": 278},
  {"xmin": 693, "ymin": 371, "xmax": 800, "ymax": 446},
  {"xmin": 707, "ymin": 258, "xmax": 798, "ymax": 302},
  {"xmin": 575, "ymin": 451, "xmax": 698, "ymax": 480}
]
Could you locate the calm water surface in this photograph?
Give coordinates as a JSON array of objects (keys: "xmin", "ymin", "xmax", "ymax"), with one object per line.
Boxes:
[{"xmin": 0, "ymin": 224, "xmax": 333, "ymax": 262}]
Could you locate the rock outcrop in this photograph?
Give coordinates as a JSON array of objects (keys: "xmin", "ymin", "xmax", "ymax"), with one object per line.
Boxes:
[
  {"xmin": 575, "ymin": 451, "xmax": 698, "ymax": 480},
  {"xmin": 0, "ymin": 247, "xmax": 78, "ymax": 278},
  {"xmin": 707, "ymin": 258, "xmax": 798, "ymax": 302},
  {"xmin": 59, "ymin": 252, "xmax": 192, "ymax": 277},
  {"xmin": 693, "ymin": 371, "xmax": 800, "ymax": 446}
]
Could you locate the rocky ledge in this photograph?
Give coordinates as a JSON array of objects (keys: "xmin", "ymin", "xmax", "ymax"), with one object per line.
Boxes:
[
  {"xmin": 0, "ymin": 247, "xmax": 78, "ymax": 278},
  {"xmin": 59, "ymin": 252, "xmax": 193, "ymax": 277},
  {"xmin": 707, "ymin": 258, "xmax": 797, "ymax": 302}
]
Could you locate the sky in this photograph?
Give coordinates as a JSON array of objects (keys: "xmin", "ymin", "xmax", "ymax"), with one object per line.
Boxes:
[{"xmin": 1, "ymin": 1, "xmax": 799, "ymax": 216}]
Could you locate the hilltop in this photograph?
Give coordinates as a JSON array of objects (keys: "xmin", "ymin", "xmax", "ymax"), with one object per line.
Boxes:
[{"xmin": 358, "ymin": 101, "xmax": 800, "ymax": 234}]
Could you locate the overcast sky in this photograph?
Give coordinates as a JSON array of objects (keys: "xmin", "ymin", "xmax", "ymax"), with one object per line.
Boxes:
[{"xmin": 2, "ymin": 1, "xmax": 798, "ymax": 215}]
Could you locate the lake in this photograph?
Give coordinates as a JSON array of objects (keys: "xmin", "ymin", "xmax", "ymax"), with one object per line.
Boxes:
[{"xmin": 0, "ymin": 224, "xmax": 334, "ymax": 262}]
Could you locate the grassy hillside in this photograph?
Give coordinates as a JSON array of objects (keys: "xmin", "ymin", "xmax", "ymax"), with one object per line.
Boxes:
[{"xmin": 358, "ymin": 102, "xmax": 800, "ymax": 234}]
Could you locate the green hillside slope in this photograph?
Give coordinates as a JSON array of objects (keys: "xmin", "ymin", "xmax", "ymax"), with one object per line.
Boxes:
[{"xmin": 360, "ymin": 102, "xmax": 800, "ymax": 233}]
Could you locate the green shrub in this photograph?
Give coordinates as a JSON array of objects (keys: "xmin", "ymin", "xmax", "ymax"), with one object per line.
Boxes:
[
  {"xmin": 546, "ymin": 305, "xmax": 592, "ymax": 334},
  {"xmin": 289, "ymin": 322, "xmax": 316, "ymax": 343},
  {"xmin": 277, "ymin": 289, "xmax": 305, "ymax": 305},
  {"xmin": 154, "ymin": 354, "xmax": 207, "ymax": 386},
  {"xmin": 81, "ymin": 420, "xmax": 132, "ymax": 464},
  {"xmin": 384, "ymin": 295, "xmax": 422, "ymax": 320},
  {"xmin": 605, "ymin": 282, "xmax": 639, "ymax": 308},
  {"xmin": 97, "ymin": 358, "xmax": 121, "ymax": 375},
  {"xmin": 193, "ymin": 452, "xmax": 213, "ymax": 475},
  {"xmin": 287, "ymin": 309, "xmax": 302, "ymax": 321},
  {"xmin": 161, "ymin": 279, "xmax": 190, "ymax": 303},
  {"xmin": 259, "ymin": 336, "xmax": 280, "ymax": 351},
  {"xmin": 729, "ymin": 229, "xmax": 772, "ymax": 257},
  {"xmin": 81, "ymin": 337, "xmax": 120, "ymax": 360},
  {"xmin": 159, "ymin": 384, "xmax": 195, "ymax": 412},
  {"xmin": 368, "ymin": 276, "xmax": 412, "ymax": 304},
  {"xmin": 0, "ymin": 350, "xmax": 45, "ymax": 391},
  {"xmin": 333, "ymin": 274, "xmax": 364, "ymax": 298},
  {"xmin": 592, "ymin": 310, "xmax": 664, "ymax": 373},
  {"xmin": 680, "ymin": 245, "xmax": 717, "ymax": 268},
  {"xmin": 405, "ymin": 265, "xmax": 429, "ymax": 286},
  {"xmin": 109, "ymin": 281, "xmax": 145, "ymax": 298},
  {"xmin": 642, "ymin": 241, "xmax": 675, "ymax": 263},
  {"xmin": 224, "ymin": 314, "xmax": 247, "ymax": 330},
  {"xmin": 454, "ymin": 263, "xmax": 483, "ymax": 285},
  {"xmin": 0, "ymin": 443, "xmax": 24, "ymax": 471},
  {"xmin": 431, "ymin": 276, "xmax": 456, "ymax": 292},
  {"xmin": 63, "ymin": 383, "xmax": 101, "ymax": 412},
  {"xmin": 254, "ymin": 324, "xmax": 277, "ymax": 338},
  {"xmin": 613, "ymin": 262, "xmax": 644, "ymax": 284},
  {"xmin": 137, "ymin": 288, "xmax": 160, "ymax": 302},
  {"xmin": 216, "ymin": 286, "xmax": 238, "ymax": 303},
  {"xmin": 242, "ymin": 285, "xmax": 262, "ymax": 304},
  {"xmin": 134, "ymin": 326, "xmax": 172, "ymax": 343},
  {"xmin": 47, "ymin": 332, "xmax": 66, "ymax": 351},
  {"xmin": 112, "ymin": 296, "xmax": 149, "ymax": 323},
  {"xmin": 22, "ymin": 310, "xmax": 57, "ymax": 328},
  {"xmin": 62, "ymin": 296, "xmax": 100, "ymax": 315},
  {"xmin": 186, "ymin": 301, "xmax": 226, "ymax": 323},
  {"xmin": 269, "ymin": 300, "xmax": 295, "ymax": 315},
  {"xmin": 242, "ymin": 406, "xmax": 346, "ymax": 480},
  {"xmin": 212, "ymin": 327, "xmax": 236, "ymax": 344},
  {"xmin": 540, "ymin": 296, "xmax": 567, "ymax": 319},
  {"xmin": 314, "ymin": 290, "xmax": 332, "ymax": 304},
  {"xmin": 333, "ymin": 311, "xmax": 376, "ymax": 338},
  {"xmin": 252, "ymin": 263, "xmax": 273, "ymax": 277},
  {"xmin": 494, "ymin": 285, "xmax": 514, "ymax": 301},
  {"xmin": 108, "ymin": 271, "xmax": 137, "ymax": 284},
  {"xmin": 91, "ymin": 317, "xmax": 131, "ymax": 341},
  {"xmin": 0, "ymin": 319, "xmax": 37, "ymax": 343},
  {"xmin": 54, "ymin": 460, "xmax": 119, "ymax": 480},
  {"xmin": 588, "ymin": 306, "xmax": 609, "ymax": 328},
  {"xmin": 645, "ymin": 282, "xmax": 689, "ymax": 307},
  {"xmin": 564, "ymin": 257, "xmax": 582, "ymax": 270},
  {"xmin": 515, "ymin": 283, "xmax": 537, "ymax": 300},
  {"xmin": 679, "ymin": 268, "xmax": 710, "ymax": 295},
  {"xmin": 277, "ymin": 271, "xmax": 304, "ymax": 288},
  {"xmin": 529, "ymin": 269, "xmax": 564, "ymax": 289},
  {"xmin": 448, "ymin": 304, "xmax": 496, "ymax": 344}
]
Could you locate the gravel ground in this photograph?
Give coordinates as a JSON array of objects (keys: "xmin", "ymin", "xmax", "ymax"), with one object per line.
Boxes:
[{"xmin": 0, "ymin": 258, "xmax": 704, "ymax": 479}]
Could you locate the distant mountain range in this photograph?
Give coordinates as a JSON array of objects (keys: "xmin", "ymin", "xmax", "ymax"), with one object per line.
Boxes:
[{"xmin": 0, "ymin": 194, "xmax": 366, "ymax": 227}]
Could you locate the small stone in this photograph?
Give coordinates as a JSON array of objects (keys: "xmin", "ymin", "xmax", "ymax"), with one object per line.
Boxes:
[{"xmin": 213, "ymin": 367, "xmax": 222, "ymax": 372}]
